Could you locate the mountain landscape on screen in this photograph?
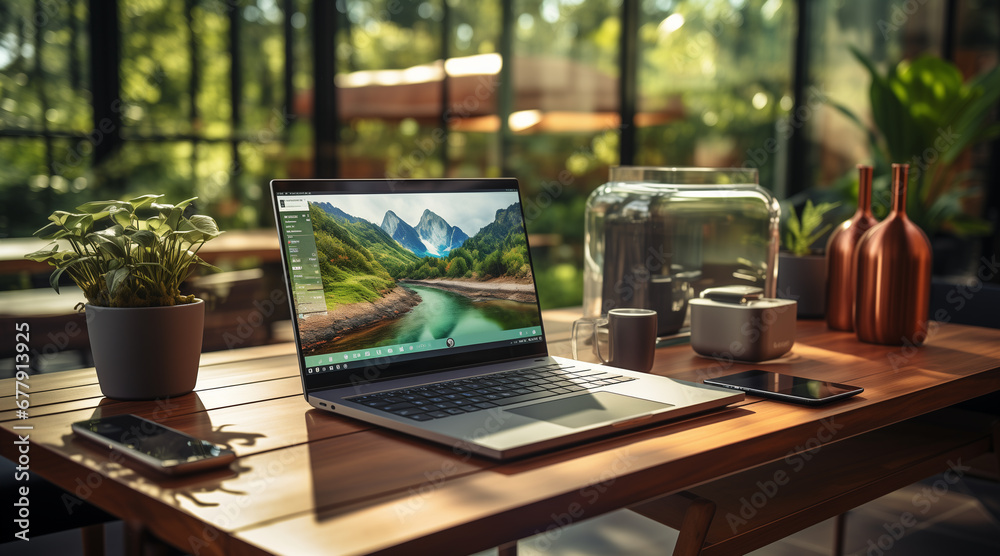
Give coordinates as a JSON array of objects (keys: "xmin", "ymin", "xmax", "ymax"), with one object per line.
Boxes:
[
  {"xmin": 381, "ymin": 210, "xmax": 432, "ymax": 258},
  {"xmin": 414, "ymin": 209, "xmax": 469, "ymax": 257},
  {"xmin": 298, "ymin": 197, "xmax": 539, "ymax": 356}
]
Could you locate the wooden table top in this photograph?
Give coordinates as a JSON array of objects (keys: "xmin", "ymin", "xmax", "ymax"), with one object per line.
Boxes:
[{"xmin": 2, "ymin": 319, "xmax": 999, "ymax": 555}]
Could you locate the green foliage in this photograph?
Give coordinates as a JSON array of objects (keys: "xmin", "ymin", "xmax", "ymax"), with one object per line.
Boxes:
[
  {"xmin": 830, "ymin": 50, "xmax": 1000, "ymax": 237},
  {"xmin": 24, "ymin": 195, "xmax": 221, "ymax": 307},
  {"xmin": 310, "ymin": 204, "xmax": 404, "ymax": 309},
  {"xmin": 447, "ymin": 257, "xmax": 469, "ymax": 278},
  {"xmin": 783, "ymin": 200, "xmax": 840, "ymax": 257},
  {"xmin": 502, "ymin": 249, "xmax": 526, "ymax": 277},
  {"xmin": 477, "ymin": 250, "xmax": 506, "ymax": 279}
]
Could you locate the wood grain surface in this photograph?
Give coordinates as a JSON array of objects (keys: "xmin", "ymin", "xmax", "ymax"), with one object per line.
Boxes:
[{"xmin": 1, "ymin": 319, "xmax": 998, "ymax": 556}]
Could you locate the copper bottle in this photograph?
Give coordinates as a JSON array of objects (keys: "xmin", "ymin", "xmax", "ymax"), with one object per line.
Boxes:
[
  {"xmin": 826, "ymin": 165, "xmax": 879, "ymax": 331},
  {"xmin": 854, "ymin": 164, "xmax": 933, "ymax": 345}
]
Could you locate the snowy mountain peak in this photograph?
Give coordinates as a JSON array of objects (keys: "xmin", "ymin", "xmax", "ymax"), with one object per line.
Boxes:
[{"xmin": 415, "ymin": 210, "xmax": 468, "ymax": 257}]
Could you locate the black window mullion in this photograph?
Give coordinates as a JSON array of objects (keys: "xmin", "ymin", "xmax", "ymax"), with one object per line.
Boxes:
[
  {"xmin": 187, "ymin": 0, "xmax": 199, "ymax": 181},
  {"xmin": 942, "ymin": 0, "xmax": 958, "ymax": 61},
  {"xmin": 440, "ymin": 0, "xmax": 451, "ymax": 174},
  {"xmin": 88, "ymin": 0, "xmax": 123, "ymax": 192},
  {"xmin": 32, "ymin": 0, "xmax": 53, "ymax": 176},
  {"xmin": 786, "ymin": 0, "xmax": 811, "ymax": 196},
  {"xmin": 69, "ymin": 0, "xmax": 82, "ymax": 91},
  {"xmin": 229, "ymin": 4, "xmax": 243, "ymax": 199},
  {"xmin": 498, "ymin": 0, "xmax": 514, "ymax": 177},
  {"xmin": 618, "ymin": 0, "xmax": 638, "ymax": 166},
  {"xmin": 312, "ymin": 0, "xmax": 339, "ymax": 178},
  {"xmin": 283, "ymin": 0, "xmax": 296, "ymax": 142}
]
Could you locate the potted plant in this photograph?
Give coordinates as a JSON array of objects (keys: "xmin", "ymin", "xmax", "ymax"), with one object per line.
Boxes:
[
  {"xmin": 25, "ymin": 195, "xmax": 222, "ymax": 400},
  {"xmin": 829, "ymin": 50, "xmax": 1000, "ymax": 274},
  {"xmin": 777, "ymin": 199, "xmax": 839, "ymax": 318}
]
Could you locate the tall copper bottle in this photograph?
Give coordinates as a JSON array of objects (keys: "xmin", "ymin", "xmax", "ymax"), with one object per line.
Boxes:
[
  {"xmin": 826, "ymin": 165, "xmax": 879, "ymax": 331},
  {"xmin": 854, "ymin": 164, "xmax": 933, "ymax": 345}
]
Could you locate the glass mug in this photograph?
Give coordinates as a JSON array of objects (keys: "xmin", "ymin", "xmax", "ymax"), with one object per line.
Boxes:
[{"xmin": 571, "ymin": 308, "xmax": 658, "ymax": 372}]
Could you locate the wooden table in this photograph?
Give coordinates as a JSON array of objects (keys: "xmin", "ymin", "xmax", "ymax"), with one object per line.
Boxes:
[{"xmin": 2, "ymin": 320, "xmax": 999, "ymax": 555}]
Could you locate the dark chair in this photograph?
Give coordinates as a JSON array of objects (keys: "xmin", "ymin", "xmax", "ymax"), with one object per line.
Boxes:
[{"xmin": 1, "ymin": 456, "xmax": 115, "ymax": 554}]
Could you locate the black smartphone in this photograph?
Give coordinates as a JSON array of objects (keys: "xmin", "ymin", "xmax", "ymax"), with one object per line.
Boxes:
[
  {"xmin": 72, "ymin": 414, "xmax": 236, "ymax": 475},
  {"xmin": 704, "ymin": 369, "xmax": 863, "ymax": 405}
]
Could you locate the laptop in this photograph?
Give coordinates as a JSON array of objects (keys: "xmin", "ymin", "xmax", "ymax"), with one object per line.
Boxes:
[{"xmin": 270, "ymin": 178, "xmax": 743, "ymax": 459}]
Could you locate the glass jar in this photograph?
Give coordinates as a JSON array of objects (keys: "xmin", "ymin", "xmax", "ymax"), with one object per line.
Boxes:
[{"xmin": 583, "ymin": 167, "xmax": 780, "ymax": 337}]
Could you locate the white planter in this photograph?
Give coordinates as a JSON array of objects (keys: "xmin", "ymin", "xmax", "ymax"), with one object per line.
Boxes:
[{"xmin": 86, "ymin": 299, "xmax": 205, "ymax": 400}]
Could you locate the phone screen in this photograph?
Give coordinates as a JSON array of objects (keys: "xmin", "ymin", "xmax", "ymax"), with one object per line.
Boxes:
[
  {"xmin": 705, "ymin": 370, "xmax": 862, "ymax": 404},
  {"xmin": 73, "ymin": 414, "xmax": 230, "ymax": 467}
]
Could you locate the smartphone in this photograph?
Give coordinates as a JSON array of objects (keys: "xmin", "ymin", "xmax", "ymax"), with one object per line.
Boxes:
[
  {"xmin": 72, "ymin": 414, "xmax": 236, "ymax": 475},
  {"xmin": 704, "ymin": 369, "xmax": 863, "ymax": 405}
]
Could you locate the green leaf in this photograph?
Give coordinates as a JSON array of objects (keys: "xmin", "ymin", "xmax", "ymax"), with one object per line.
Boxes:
[
  {"xmin": 191, "ymin": 255, "xmax": 222, "ymax": 273},
  {"xmin": 162, "ymin": 205, "xmax": 183, "ymax": 230},
  {"xmin": 48, "ymin": 211, "xmax": 74, "ymax": 225},
  {"xmin": 828, "ymin": 100, "xmax": 881, "ymax": 148},
  {"xmin": 187, "ymin": 214, "xmax": 221, "ymax": 237},
  {"xmin": 90, "ymin": 226, "xmax": 127, "ymax": 258},
  {"xmin": 34, "ymin": 222, "xmax": 65, "ymax": 239},
  {"xmin": 76, "ymin": 200, "xmax": 130, "ymax": 214},
  {"xmin": 175, "ymin": 197, "xmax": 198, "ymax": 211},
  {"xmin": 946, "ymin": 213, "xmax": 993, "ymax": 237},
  {"xmin": 145, "ymin": 215, "xmax": 171, "ymax": 236},
  {"xmin": 24, "ymin": 244, "xmax": 60, "ymax": 263},
  {"xmin": 126, "ymin": 229, "xmax": 158, "ymax": 248},
  {"xmin": 127, "ymin": 194, "xmax": 162, "ymax": 210},
  {"xmin": 106, "ymin": 268, "xmax": 130, "ymax": 296},
  {"xmin": 109, "ymin": 206, "xmax": 133, "ymax": 228},
  {"xmin": 63, "ymin": 213, "xmax": 94, "ymax": 236},
  {"xmin": 49, "ymin": 266, "xmax": 68, "ymax": 294}
]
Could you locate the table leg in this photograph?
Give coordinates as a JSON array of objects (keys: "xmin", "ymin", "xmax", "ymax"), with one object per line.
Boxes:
[
  {"xmin": 498, "ymin": 540, "xmax": 518, "ymax": 556},
  {"xmin": 81, "ymin": 524, "xmax": 104, "ymax": 556},
  {"xmin": 631, "ymin": 491, "xmax": 716, "ymax": 556},
  {"xmin": 124, "ymin": 522, "xmax": 182, "ymax": 556},
  {"xmin": 832, "ymin": 513, "xmax": 847, "ymax": 556}
]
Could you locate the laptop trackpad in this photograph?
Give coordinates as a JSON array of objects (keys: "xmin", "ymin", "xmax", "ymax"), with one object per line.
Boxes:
[{"xmin": 507, "ymin": 392, "xmax": 673, "ymax": 429}]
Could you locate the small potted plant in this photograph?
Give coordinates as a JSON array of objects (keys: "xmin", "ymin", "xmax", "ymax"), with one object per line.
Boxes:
[
  {"xmin": 778, "ymin": 199, "xmax": 839, "ymax": 318},
  {"xmin": 25, "ymin": 195, "xmax": 221, "ymax": 400}
]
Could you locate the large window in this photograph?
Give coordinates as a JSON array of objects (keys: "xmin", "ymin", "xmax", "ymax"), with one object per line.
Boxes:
[{"xmin": 2, "ymin": 0, "xmax": 998, "ymax": 307}]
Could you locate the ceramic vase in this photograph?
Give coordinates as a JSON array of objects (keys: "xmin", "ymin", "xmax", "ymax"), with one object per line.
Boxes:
[
  {"xmin": 825, "ymin": 165, "xmax": 879, "ymax": 331},
  {"xmin": 854, "ymin": 164, "xmax": 932, "ymax": 345}
]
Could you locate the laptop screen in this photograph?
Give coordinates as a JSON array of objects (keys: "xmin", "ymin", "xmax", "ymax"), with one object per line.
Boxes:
[{"xmin": 271, "ymin": 178, "xmax": 548, "ymax": 391}]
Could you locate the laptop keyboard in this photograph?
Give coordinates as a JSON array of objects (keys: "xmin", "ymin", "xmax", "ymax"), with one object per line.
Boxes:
[{"xmin": 345, "ymin": 363, "xmax": 637, "ymax": 421}]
